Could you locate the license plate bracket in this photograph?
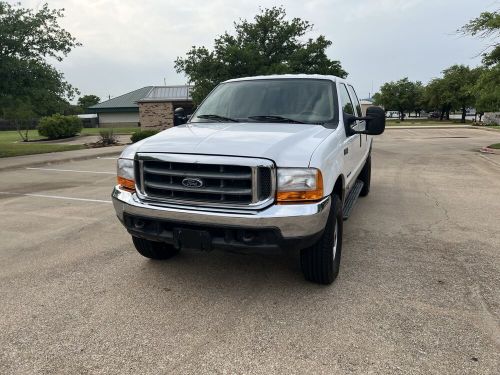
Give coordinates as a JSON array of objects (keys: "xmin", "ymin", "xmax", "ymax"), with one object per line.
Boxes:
[{"xmin": 173, "ymin": 228, "xmax": 212, "ymax": 251}]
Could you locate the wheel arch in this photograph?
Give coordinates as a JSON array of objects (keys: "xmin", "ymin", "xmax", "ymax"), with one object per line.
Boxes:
[{"xmin": 331, "ymin": 174, "xmax": 345, "ymax": 203}]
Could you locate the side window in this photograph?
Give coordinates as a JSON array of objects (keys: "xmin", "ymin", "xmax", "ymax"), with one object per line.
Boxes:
[
  {"xmin": 338, "ymin": 84, "xmax": 354, "ymax": 115},
  {"xmin": 348, "ymin": 85, "xmax": 362, "ymax": 117}
]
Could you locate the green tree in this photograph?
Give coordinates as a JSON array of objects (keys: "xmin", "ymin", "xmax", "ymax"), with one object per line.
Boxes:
[
  {"xmin": 0, "ymin": 1, "xmax": 80, "ymax": 118},
  {"xmin": 175, "ymin": 7, "xmax": 347, "ymax": 104},
  {"xmin": 423, "ymin": 78, "xmax": 453, "ymax": 120},
  {"xmin": 409, "ymin": 81, "xmax": 425, "ymax": 117},
  {"xmin": 77, "ymin": 95, "xmax": 101, "ymax": 110},
  {"xmin": 441, "ymin": 65, "xmax": 480, "ymax": 123},
  {"xmin": 422, "ymin": 66, "xmax": 481, "ymax": 122},
  {"xmin": 2, "ymin": 97, "xmax": 35, "ymax": 141},
  {"xmin": 458, "ymin": 10, "xmax": 500, "ymax": 66},
  {"xmin": 474, "ymin": 65, "xmax": 500, "ymax": 113},
  {"xmin": 373, "ymin": 78, "xmax": 421, "ymax": 121}
]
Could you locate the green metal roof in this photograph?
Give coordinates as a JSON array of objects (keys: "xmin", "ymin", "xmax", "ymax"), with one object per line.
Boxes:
[{"xmin": 88, "ymin": 86, "xmax": 153, "ymax": 111}]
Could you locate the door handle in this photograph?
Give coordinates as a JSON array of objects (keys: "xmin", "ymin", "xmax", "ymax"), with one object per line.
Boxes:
[{"xmin": 344, "ymin": 148, "xmax": 349, "ymax": 155}]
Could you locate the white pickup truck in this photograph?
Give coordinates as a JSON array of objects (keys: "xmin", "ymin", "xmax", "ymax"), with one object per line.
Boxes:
[{"xmin": 112, "ymin": 75, "xmax": 385, "ymax": 284}]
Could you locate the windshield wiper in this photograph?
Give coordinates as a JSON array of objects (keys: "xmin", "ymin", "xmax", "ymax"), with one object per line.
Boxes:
[
  {"xmin": 248, "ymin": 115, "xmax": 305, "ymax": 124},
  {"xmin": 196, "ymin": 114, "xmax": 239, "ymax": 122}
]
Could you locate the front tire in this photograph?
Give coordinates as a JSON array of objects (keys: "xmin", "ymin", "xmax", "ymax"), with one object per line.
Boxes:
[
  {"xmin": 132, "ymin": 236, "xmax": 179, "ymax": 260},
  {"xmin": 359, "ymin": 154, "xmax": 371, "ymax": 197},
  {"xmin": 300, "ymin": 194, "xmax": 343, "ymax": 285}
]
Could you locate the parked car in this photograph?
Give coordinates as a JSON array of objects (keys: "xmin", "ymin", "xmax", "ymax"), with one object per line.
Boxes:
[{"xmin": 112, "ymin": 75, "xmax": 385, "ymax": 284}]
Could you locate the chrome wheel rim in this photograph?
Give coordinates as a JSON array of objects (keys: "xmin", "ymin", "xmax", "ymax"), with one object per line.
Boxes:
[{"xmin": 332, "ymin": 219, "xmax": 338, "ymax": 260}]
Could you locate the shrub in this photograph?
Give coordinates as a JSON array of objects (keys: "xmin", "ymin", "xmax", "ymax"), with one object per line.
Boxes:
[
  {"xmin": 131, "ymin": 130, "xmax": 158, "ymax": 143},
  {"xmin": 38, "ymin": 114, "xmax": 83, "ymax": 139},
  {"xmin": 98, "ymin": 129, "xmax": 118, "ymax": 145}
]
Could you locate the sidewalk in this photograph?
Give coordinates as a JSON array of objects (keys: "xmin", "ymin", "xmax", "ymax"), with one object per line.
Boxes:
[{"xmin": 0, "ymin": 145, "xmax": 125, "ymax": 171}]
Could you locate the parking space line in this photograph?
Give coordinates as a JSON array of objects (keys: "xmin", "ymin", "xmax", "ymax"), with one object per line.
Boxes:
[
  {"xmin": 0, "ymin": 191, "xmax": 112, "ymax": 204},
  {"xmin": 97, "ymin": 157, "xmax": 118, "ymax": 160},
  {"xmin": 26, "ymin": 167, "xmax": 114, "ymax": 175}
]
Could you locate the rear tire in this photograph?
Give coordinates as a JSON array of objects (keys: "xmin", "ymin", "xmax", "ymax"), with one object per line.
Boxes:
[
  {"xmin": 300, "ymin": 194, "xmax": 343, "ymax": 285},
  {"xmin": 132, "ymin": 236, "xmax": 179, "ymax": 260},
  {"xmin": 359, "ymin": 154, "xmax": 371, "ymax": 197}
]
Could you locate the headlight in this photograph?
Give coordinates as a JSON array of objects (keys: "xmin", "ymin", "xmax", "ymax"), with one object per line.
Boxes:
[
  {"xmin": 276, "ymin": 168, "xmax": 323, "ymax": 203},
  {"xmin": 117, "ymin": 158, "xmax": 135, "ymax": 191}
]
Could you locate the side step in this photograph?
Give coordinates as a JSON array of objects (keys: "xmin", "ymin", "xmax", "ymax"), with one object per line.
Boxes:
[{"xmin": 343, "ymin": 180, "xmax": 364, "ymax": 221}]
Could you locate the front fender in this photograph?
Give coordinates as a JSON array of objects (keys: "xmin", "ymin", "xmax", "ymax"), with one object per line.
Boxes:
[{"xmin": 308, "ymin": 128, "xmax": 346, "ymax": 197}]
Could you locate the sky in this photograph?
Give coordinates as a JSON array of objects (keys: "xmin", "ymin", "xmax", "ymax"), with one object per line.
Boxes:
[{"xmin": 14, "ymin": 0, "xmax": 500, "ymax": 101}]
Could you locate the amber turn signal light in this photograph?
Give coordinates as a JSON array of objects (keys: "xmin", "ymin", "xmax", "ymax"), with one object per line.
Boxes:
[{"xmin": 117, "ymin": 176, "xmax": 135, "ymax": 191}]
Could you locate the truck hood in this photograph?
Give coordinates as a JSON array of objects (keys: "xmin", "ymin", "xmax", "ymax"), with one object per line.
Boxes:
[{"xmin": 135, "ymin": 123, "xmax": 334, "ymax": 167}]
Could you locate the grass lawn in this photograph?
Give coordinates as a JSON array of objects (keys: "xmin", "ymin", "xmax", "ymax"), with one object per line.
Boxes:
[
  {"xmin": 484, "ymin": 125, "xmax": 500, "ymax": 130},
  {"xmin": 0, "ymin": 127, "xmax": 138, "ymax": 158},
  {"xmin": 0, "ymin": 130, "xmax": 83, "ymax": 158},
  {"xmin": 488, "ymin": 143, "xmax": 500, "ymax": 149}
]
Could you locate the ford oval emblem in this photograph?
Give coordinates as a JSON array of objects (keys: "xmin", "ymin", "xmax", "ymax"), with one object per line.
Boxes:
[{"xmin": 182, "ymin": 177, "xmax": 204, "ymax": 188}]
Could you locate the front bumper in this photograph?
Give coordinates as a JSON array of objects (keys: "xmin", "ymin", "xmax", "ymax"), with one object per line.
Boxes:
[{"xmin": 112, "ymin": 186, "xmax": 331, "ymax": 249}]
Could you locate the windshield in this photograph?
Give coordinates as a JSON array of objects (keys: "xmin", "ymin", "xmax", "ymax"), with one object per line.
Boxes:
[{"xmin": 190, "ymin": 79, "xmax": 336, "ymax": 125}]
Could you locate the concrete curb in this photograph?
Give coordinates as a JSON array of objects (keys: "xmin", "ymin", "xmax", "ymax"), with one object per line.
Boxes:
[
  {"xmin": 386, "ymin": 125, "xmax": 473, "ymax": 130},
  {"xmin": 480, "ymin": 147, "xmax": 500, "ymax": 155},
  {"xmin": 0, "ymin": 146, "xmax": 125, "ymax": 172}
]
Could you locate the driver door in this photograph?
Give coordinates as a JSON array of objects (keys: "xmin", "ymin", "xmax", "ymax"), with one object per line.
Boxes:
[{"xmin": 338, "ymin": 83, "xmax": 358, "ymax": 190}]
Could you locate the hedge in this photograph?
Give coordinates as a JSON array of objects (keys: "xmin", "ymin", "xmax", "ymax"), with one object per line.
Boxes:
[
  {"xmin": 37, "ymin": 114, "xmax": 83, "ymax": 139},
  {"xmin": 131, "ymin": 130, "xmax": 158, "ymax": 143}
]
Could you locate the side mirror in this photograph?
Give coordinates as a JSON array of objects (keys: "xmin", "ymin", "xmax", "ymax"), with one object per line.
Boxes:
[
  {"xmin": 174, "ymin": 107, "xmax": 187, "ymax": 126},
  {"xmin": 346, "ymin": 106, "xmax": 385, "ymax": 136},
  {"xmin": 364, "ymin": 106, "xmax": 385, "ymax": 135}
]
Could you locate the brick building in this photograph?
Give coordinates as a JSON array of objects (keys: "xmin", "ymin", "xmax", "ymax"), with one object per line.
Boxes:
[
  {"xmin": 137, "ymin": 86, "xmax": 193, "ymax": 130},
  {"xmin": 88, "ymin": 85, "xmax": 193, "ymax": 129}
]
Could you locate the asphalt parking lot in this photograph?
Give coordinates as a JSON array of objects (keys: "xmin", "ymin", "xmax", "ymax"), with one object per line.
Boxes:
[{"xmin": 0, "ymin": 128, "xmax": 499, "ymax": 374}]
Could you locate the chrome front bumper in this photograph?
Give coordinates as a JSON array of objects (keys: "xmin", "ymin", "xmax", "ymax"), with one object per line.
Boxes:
[{"xmin": 112, "ymin": 186, "xmax": 331, "ymax": 239}]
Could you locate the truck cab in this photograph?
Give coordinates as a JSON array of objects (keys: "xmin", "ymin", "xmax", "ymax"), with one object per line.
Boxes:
[{"xmin": 112, "ymin": 74, "xmax": 385, "ymax": 284}]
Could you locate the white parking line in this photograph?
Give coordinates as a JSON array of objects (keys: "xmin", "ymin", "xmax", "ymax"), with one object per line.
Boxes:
[
  {"xmin": 97, "ymin": 157, "xmax": 118, "ymax": 160},
  {"xmin": 0, "ymin": 191, "xmax": 112, "ymax": 204},
  {"xmin": 26, "ymin": 167, "xmax": 114, "ymax": 175}
]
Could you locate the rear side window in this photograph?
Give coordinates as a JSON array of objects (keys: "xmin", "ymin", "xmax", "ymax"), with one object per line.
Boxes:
[
  {"xmin": 338, "ymin": 84, "xmax": 354, "ymax": 115},
  {"xmin": 348, "ymin": 85, "xmax": 362, "ymax": 117}
]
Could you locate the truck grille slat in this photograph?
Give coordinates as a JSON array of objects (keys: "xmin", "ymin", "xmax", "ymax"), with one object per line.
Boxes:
[
  {"xmin": 143, "ymin": 166, "xmax": 251, "ymax": 180},
  {"xmin": 136, "ymin": 155, "xmax": 275, "ymax": 209},
  {"xmin": 144, "ymin": 181, "xmax": 252, "ymax": 195}
]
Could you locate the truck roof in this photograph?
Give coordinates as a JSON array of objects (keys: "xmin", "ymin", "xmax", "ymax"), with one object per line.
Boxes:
[{"xmin": 223, "ymin": 74, "xmax": 347, "ymax": 85}]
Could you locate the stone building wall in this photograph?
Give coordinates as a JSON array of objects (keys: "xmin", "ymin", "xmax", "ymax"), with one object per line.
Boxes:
[{"xmin": 138, "ymin": 101, "xmax": 174, "ymax": 130}]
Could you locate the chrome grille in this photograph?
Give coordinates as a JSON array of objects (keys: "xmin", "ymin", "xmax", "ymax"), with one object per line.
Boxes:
[{"xmin": 135, "ymin": 154, "xmax": 275, "ymax": 209}]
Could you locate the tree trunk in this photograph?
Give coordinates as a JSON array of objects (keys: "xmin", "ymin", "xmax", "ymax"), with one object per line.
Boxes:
[
  {"xmin": 461, "ymin": 106, "xmax": 466, "ymax": 123},
  {"xmin": 446, "ymin": 110, "xmax": 450, "ymax": 120},
  {"xmin": 440, "ymin": 107, "xmax": 445, "ymax": 121}
]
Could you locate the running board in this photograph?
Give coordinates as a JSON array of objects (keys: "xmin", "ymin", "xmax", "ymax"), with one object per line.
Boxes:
[{"xmin": 343, "ymin": 180, "xmax": 364, "ymax": 221}]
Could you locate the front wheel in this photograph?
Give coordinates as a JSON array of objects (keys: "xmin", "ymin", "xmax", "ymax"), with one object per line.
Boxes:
[
  {"xmin": 132, "ymin": 236, "xmax": 179, "ymax": 260},
  {"xmin": 300, "ymin": 194, "xmax": 343, "ymax": 285}
]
